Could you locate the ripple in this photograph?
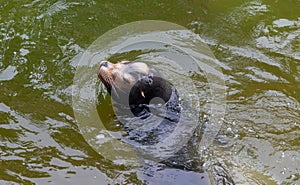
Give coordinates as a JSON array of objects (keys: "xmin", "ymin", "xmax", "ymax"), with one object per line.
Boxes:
[{"xmin": 0, "ymin": 65, "xmax": 18, "ymax": 81}]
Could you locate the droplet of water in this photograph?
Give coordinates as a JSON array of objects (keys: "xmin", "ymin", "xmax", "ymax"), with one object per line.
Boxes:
[{"xmin": 227, "ymin": 127, "xmax": 232, "ymax": 133}]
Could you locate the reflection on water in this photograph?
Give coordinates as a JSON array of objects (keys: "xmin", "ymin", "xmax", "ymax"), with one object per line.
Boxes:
[{"xmin": 0, "ymin": 0, "xmax": 299, "ymax": 184}]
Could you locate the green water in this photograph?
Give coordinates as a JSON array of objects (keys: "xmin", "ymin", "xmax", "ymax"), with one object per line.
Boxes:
[{"xmin": 0, "ymin": 0, "xmax": 299, "ymax": 184}]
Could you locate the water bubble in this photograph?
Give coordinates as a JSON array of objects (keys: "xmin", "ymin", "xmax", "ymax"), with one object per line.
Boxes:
[
  {"xmin": 96, "ymin": 134, "xmax": 105, "ymax": 139},
  {"xmin": 227, "ymin": 127, "xmax": 232, "ymax": 132}
]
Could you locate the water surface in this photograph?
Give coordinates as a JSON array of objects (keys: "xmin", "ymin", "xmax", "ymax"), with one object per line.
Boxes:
[{"xmin": 0, "ymin": 0, "xmax": 299, "ymax": 184}]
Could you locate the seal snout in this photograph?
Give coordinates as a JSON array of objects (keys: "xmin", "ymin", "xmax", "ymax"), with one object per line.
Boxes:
[
  {"xmin": 100, "ymin": 61, "xmax": 109, "ymax": 68},
  {"xmin": 98, "ymin": 61, "xmax": 110, "ymax": 77}
]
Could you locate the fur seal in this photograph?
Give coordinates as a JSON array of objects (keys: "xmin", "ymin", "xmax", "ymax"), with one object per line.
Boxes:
[
  {"xmin": 97, "ymin": 60, "xmax": 235, "ymax": 185},
  {"xmin": 97, "ymin": 60, "xmax": 181, "ymax": 145}
]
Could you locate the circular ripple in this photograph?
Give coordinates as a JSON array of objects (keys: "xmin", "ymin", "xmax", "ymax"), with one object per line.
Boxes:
[{"xmin": 72, "ymin": 20, "xmax": 226, "ymax": 166}]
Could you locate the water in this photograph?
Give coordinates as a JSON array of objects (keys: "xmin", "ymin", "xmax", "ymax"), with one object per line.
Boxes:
[{"xmin": 0, "ymin": 0, "xmax": 299, "ymax": 184}]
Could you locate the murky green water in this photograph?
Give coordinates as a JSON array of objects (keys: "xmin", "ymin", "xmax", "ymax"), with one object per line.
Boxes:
[{"xmin": 1, "ymin": 0, "xmax": 299, "ymax": 184}]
